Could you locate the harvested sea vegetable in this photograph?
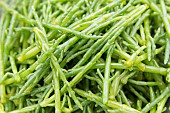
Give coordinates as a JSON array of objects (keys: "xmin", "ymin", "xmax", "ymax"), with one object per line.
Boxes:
[{"xmin": 0, "ymin": 0, "xmax": 170, "ymax": 113}]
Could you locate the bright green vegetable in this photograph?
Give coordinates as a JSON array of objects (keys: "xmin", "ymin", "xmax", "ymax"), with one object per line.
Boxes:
[{"xmin": 0, "ymin": 0, "xmax": 170, "ymax": 113}]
